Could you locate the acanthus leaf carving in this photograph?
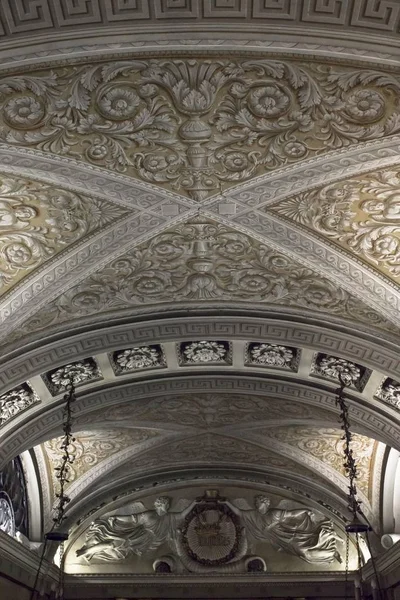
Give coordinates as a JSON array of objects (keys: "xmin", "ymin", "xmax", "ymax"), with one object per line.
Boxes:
[
  {"xmin": 311, "ymin": 353, "xmax": 371, "ymax": 391},
  {"xmin": 43, "ymin": 358, "xmax": 101, "ymax": 395},
  {"xmin": 0, "ymin": 175, "xmax": 128, "ymax": 295},
  {"xmin": 112, "ymin": 345, "xmax": 166, "ymax": 374},
  {"xmin": 12, "ymin": 219, "xmax": 396, "ymax": 339},
  {"xmin": 245, "ymin": 342, "xmax": 298, "ymax": 370},
  {"xmin": 0, "ymin": 59, "xmax": 400, "ymax": 200},
  {"xmin": 269, "ymin": 169, "xmax": 400, "ymax": 281}
]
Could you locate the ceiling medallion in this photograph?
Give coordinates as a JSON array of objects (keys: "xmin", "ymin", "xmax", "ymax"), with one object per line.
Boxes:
[
  {"xmin": 311, "ymin": 353, "xmax": 371, "ymax": 392},
  {"xmin": 245, "ymin": 342, "xmax": 299, "ymax": 371},
  {"xmin": 375, "ymin": 378, "xmax": 400, "ymax": 410},
  {"xmin": 0, "ymin": 383, "xmax": 39, "ymax": 427},
  {"xmin": 43, "ymin": 358, "xmax": 101, "ymax": 395},
  {"xmin": 179, "ymin": 340, "xmax": 231, "ymax": 365},
  {"xmin": 111, "ymin": 344, "xmax": 166, "ymax": 375}
]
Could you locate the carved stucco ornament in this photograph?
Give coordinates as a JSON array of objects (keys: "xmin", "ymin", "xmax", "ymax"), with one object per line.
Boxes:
[
  {"xmin": 312, "ymin": 353, "xmax": 370, "ymax": 391},
  {"xmin": 0, "ymin": 175, "xmax": 128, "ymax": 296},
  {"xmin": 179, "ymin": 340, "xmax": 230, "ymax": 365},
  {"xmin": 43, "ymin": 429, "xmax": 160, "ymax": 491},
  {"xmin": 0, "ymin": 58, "xmax": 400, "ymax": 200},
  {"xmin": 73, "ymin": 491, "xmax": 342, "ymax": 571},
  {"xmin": 12, "ymin": 219, "xmax": 395, "ymax": 341},
  {"xmin": 269, "ymin": 169, "xmax": 400, "ymax": 282},
  {"xmin": 112, "ymin": 345, "xmax": 166, "ymax": 374},
  {"xmin": 43, "ymin": 358, "xmax": 101, "ymax": 395},
  {"xmin": 0, "ymin": 383, "xmax": 38, "ymax": 427},
  {"xmin": 263, "ymin": 427, "xmax": 375, "ymax": 496},
  {"xmin": 245, "ymin": 342, "xmax": 298, "ymax": 370},
  {"xmin": 375, "ymin": 378, "xmax": 400, "ymax": 410},
  {"xmin": 74, "ymin": 393, "xmax": 333, "ymax": 430}
]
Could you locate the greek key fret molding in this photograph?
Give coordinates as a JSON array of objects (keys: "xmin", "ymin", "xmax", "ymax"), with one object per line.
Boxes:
[
  {"xmin": 0, "ymin": 131, "xmax": 399, "ymax": 337},
  {"xmin": 0, "ymin": 2, "xmax": 400, "ymax": 41},
  {"xmin": 0, "ymin": 316, "xmax": 399, "ymax": 395},
  {"xmin": 1, "ymin": 376, "xmax": 398, "ymax": 469}
]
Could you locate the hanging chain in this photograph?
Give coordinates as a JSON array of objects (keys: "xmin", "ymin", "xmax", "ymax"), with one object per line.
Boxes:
[
  {"xmin": 335, "ymin": 371, "xmax": 365, "ymax": 600},
  {"xmin": 335, "ymin": 373, "xmax": 361, "ymax": 521},
  {"xmin": 53, "ymin": 380, "xmax": 76, "ymax": 528},
  {"xmin": 30, "ymin": 378, "xmax": 76, "ymax": 600}
]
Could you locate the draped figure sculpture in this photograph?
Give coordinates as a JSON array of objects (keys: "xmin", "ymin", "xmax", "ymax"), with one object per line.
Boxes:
[
  {"xmin": 75, "ymin": 493, "xmax": 342, "ymax": 566},
  {"xmin": 234, "ymin": 495, "xmax": 342, "ymax": 564},
  {"xmin": 76, "ymin": 496, "xmax": 190, "ymax": 562}
]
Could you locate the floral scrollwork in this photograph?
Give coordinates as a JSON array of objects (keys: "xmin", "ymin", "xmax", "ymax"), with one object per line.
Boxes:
[
  {"xmin": 0, "ymin": 59, "xmax": 399, "ymax": 199},
  {"xmin": 0, "ymin": 176, "xmax": 127, "ymax": 295},
  {"xmin": 270, "ymin": 169, "xmax": 400, "ymax": 280},
  {"xmin": 11, "ymin": 219, "xmax": 396, "ymax": 340}
]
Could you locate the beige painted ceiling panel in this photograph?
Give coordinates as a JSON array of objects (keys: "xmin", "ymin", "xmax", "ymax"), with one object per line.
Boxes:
[
  {"xmin": 268, "ymin": 168, "xmax": 400, "ymax": 284},
  {"xmin": 0, "ymin": 175, "xmax": 128, "ymax": 296}
]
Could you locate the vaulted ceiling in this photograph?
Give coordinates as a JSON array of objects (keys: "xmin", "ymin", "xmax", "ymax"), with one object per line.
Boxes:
[{"xmin": 0, "ymin": 0, "xmax": 399, "ymax": 573}]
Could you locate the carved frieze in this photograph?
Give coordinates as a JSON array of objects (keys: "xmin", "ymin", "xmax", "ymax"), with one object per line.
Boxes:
[
  {"xmin": 245, "ymin": 342, "xmax": 299, "ymax": 371},
  {"xmin": 311, "ymin": 353, "xmax": 371, "ymax": 391},
  {"xmin": 0, "ymin": 58, "xmax": 400, "ymax": 201},
  {"xmin": 111, "ymin": 345, "xmax": 166, "ymax": 375},
  {"xmin": 43, "ymin": 358, "xmax": 101, "ymax": 395},
  {"xmin": 0, "ymin": 383, "xmax": 39, "ymax": 426},
  {"xmin": 375, "ymin": 378, "xmax": 400, "ymax": 410}
]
